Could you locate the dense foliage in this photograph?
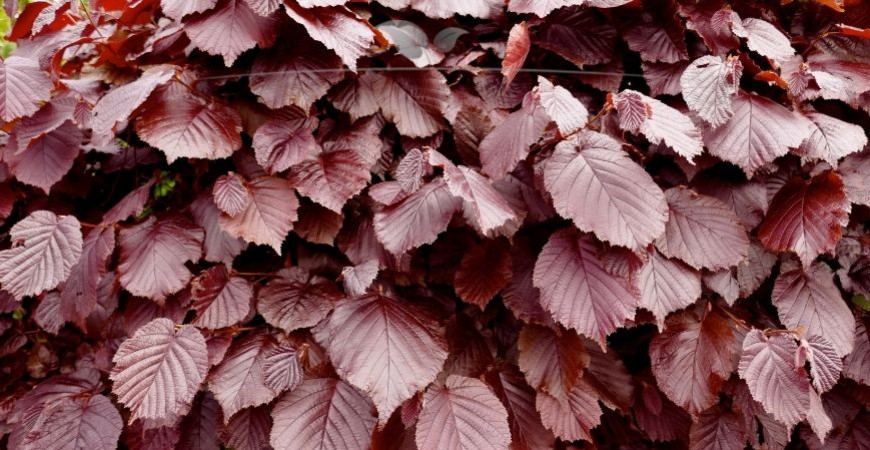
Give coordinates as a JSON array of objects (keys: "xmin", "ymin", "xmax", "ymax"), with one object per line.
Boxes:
[{"xmin": 0, "ymin": 0, "xmax": 868, "ymax": 449}]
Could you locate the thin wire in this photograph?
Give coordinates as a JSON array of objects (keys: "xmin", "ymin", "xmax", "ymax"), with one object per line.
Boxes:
[{"xmin": 194, "ymin": 65, "xmax": 648, "ymax": 81}]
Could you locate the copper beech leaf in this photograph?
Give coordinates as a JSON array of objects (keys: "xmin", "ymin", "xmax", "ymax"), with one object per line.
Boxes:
[
  {"xmin": 373, "ymin": 178, "xmax": 461, "ymax": 255},
  {"xmin": 502, "ymin": 22, "xmax": 530, "ymax": 88},
  {"xmin": 532, "ymin": 228, "xmax": 639, "ymax": 346},
  {"xmin": 283, "ymin": 3, "xmax": 379, "ymax": 71},
  {"xmin": 416, "ymin": 375, "xmax": 511, "ymax": 450},
  {"xmin": 257, "ymin": 267, "xmax": 342, "ymax": 332},
  {"xmin": 537, "ymin": 76, "xmax": 588, "ymax": 135},
  {"xmin": 118, "ymin": 215, "xmax": 204, "ymax": 301},
  {"xmin": 208, "ymin": 331, "xmax": 279, "ymax": 420},
  {"xmin": 613, "ymin": 90, "xmax": 703, "ymax": 160},
  {"xmin": 213, "ymin": 172, "xmax": 251, "ymax": 217},
  {"xmin": 262, "ymin": 342, "xmax": 302, "ymax": 393},
  {"xmin": 183, "ymin": 0, "xmax": 278, "ymax": 66},
  {"xmin": 518, "ymin": 323, "xmax": 588, "ymax": 401},
  {"xmin": 59, "ymin": 226, "xmax": 115, "ymax": 328},
  {"xmin": 638, "ymin": 249, "xmax": 702, "ymax": 327},
  {"xmin": 535, "ymin": 378, "xmax": 603, "ymax": 442},
  {"xmin": 738, "ymin": 329, "xmax": 810, "ymax": 429},
  {"xmin": 680, "ymin": 55, "xmax": 741, "ymax": 127},
  {"xmin": 190, "ymin": 265, "xmax": 252, "ymax": 329},
  {"xmin": 656, "ymin": 187, "xmax": 750, "ymax": 271},
  {"xmin": 542, "ymin": 131, "xmax": 668, "ymax": 251},
  {"xmin": 479, "ymin": 91, "xmax": 550, "ymax": 179},
  {"xmin": 759, "ymin": 171, "xmax": 849, "ymax": 267},
  {"xmin": 218, "ymin": 176, "xmax": 299, "ymax": 252},
  {"xmin": 251, "ymin": 117, "xmax": 318, "ymax": 174},
  {"xmin": 270, "ymin": 378, "xmax": 376, "ymax": 450},
  {"xmin": 20, "ymin": 395, "xmax": 123, "ymax": 450},
  {"xmin": 315, "ymin": 293, "xmax": 448, "ymax": 423},
  {"xmin": 220, "ymin": 405, "xmax": 271, "ymax": 450},
  {"xmin": 0, "ymin": 211, "xmax": 83, "ymax": 301},
  {"xmin": 6, "ymin": 121, "xmax": 82, "ymax": 193},
  {"xmin": 110, "ymin": 318, "xmax": 209, "ymax": 422},
  {"xmin": 483, "ymin": 365, "xmax": 555, "ymax": 450},
  {"xmin": 0, "ymin": 56, "xmax": 53, "ymax": 122}
]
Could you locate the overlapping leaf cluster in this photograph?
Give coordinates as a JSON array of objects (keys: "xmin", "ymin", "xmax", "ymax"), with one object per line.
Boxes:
[{"xmin": 0, "ymin": 0, "xmax": 868, "ymax": 449}]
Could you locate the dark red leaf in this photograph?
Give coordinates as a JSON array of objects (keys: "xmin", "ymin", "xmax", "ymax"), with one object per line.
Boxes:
[
  {"xmin": 484, "ymin": 365, "xmax": 555, "ymax": 450},
  {"xmin": 689, "ymin": 406, "xmax": 747, "ymax": 450},
  {"xmin": 262, "ymin": 342, "xmax": 302, "ymax": 393},
  {"xmin": 283, "ymin": 2, "xmax": 379, "ymax": 71},
  {"xmin": 454, "ymin": 238, "xmax": 512, "ymax": 307},
  {"xmin": 213, "ymin": 172, "xmax": 251, "ymax": 217},
  {"xmin": 518, "ymin": 323, "xmax": 588, "ymax": 401},
  {"xmin": 257, "ymin": 267, "xmax": 342, "ymax": 332},
  {"xmin": 479, "ymin": 92, "xmax": 549, "ymax": 179},
  {"xmin": 287, "ymin": 146, "xmax": 372, "ymax": 213},
  {"xmin": 191, "ymin": 265, "xmax": 252, "ymax": 329},
  {"xmin": 183, "ymin": 0, "xmax": 278, "ymax": 66},
  {"xmin": 218, "ymin": 176, "xmax": 299, "ymax": 252},
  {"xmin": 91, "ymin": 65, "xmax": 176, "ymax": 136},
  {"xmin": 6, "ymin": 121, "xmax": 81, "ymax": 193},
  {"xmin": 103, "ymin": 179, "xmax": 156, "ymax": 223},
  {"xmin": 220, "ymin": 405, "xmax": 271, "ymax": 450},
  {"xmin": 208, "ymin": 331, "xmax": 279, "ymax": 420},
  {"xmin": 59, "ymin": 226, "xmax": 115, "ymax": 328},
  {"xmin": 249, "ymin": 41, "xmax": 343, "ymax": 110},
  {"xmin": 0, "ymin": 56, "xmax": 53, "ymax": 122},
  {"xmin": 373, "ymin": 178, "xmax": 461, "ymax": 255},
  {"xmin": 535, "ymin": 377, "xmax": 602, "ymax": 442},
  {"xmin": 251, "ymin": 117, "xmax": 318, "ymax": 174},
  {"xmin": 758, "ymin": 171, "xmax": 849, "ymax": 267}
]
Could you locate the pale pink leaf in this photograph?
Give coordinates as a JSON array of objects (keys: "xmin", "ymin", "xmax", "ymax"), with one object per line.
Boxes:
[
  {"xmin": 118, "ymin": 215, "xmax": 204, "ymax": 301},
  {"xmin": 0, "ymin": 211, "xmax": 82, "ymax": 300},
  {"xmin": 507, "ymin": 0, "xmax": 584, "ymax": 17},
  {"xmin": 532, "ymin": 229, "xmax": 639, "ymax": 345},
  {"xmin": 803, "ymin": 334, "xmax": 842, "ymax": 393},
  {"xmin": 535, "ymin": 378, "xmax": 602, "ymax": 442},
  {"xmin": 183, "ymin": 0, "xmax": 278, "ymax": 66},
  {"xmin": 738, "ymin": 18, "xmax": 795, "ymax": 63},
  {"xmin": 537, "ymin": 76, "xmax": 588, "ymax": 135},
  {"xmin": 262, "ymin": 342, "xmax": 302, "ymax": 393},
  {"xmin": 479, "ymin": 92, "xmax": 549, "ymax": 179},
  {"xmin": 161, "ymin": 0, "xmax": 217, "ymax": 20},
  {"xmin": 213, "ymin": 173, "xmax": 251, "ymax": 218},
  {"xmin": 191, "ymin": 265, "xmax": 252, "ymax": 329},
  {"xmin": 703, "ymin": 91, "xmax": 812, "ymax": 176},
  {"xmin": 638, "ymin": 249, "xmax": 702, "ymax": 327},
  {"xmin": 655, "ymin": 187, "xmax": 750, "ymax": 271},
  {"xmin": 218, "ymin": 176, "xmax": 299, "ymax": 252},
  {"xmin": 257, "ymin": 267, "xmax": 342, "ymax": 332},
  {"xmin": 251, "ymin": 117, "xmax": 317, "ymax": 174},
  {"xmin": 91, "ymin": 65, "xmax": 176, "ymax": 136},
  {"xmin": 373, "ymin": 179, "xmax": 461, "ymax": 255},
  {"xmin": 394, "ymin": 148, "xmax": 427, "ymax": 194},
  {"xmin": 339, "ymin": 260, "xmax": 379, "ymax": 297},
  {"xmin": 283, "ymin": 3, "xmax": 377, "ymax": 71},
  {"xmin": 316, "ymin": 293, "xmax": 448, "ymax": 423},
  {"xmin": 680, "ymin": 55, "xmax": 741, "ymax": 127},
  {"xmin": 543, "ymin": 131, "xmax": 668, "ymax": 250},
  {"xmin": 416, "ymin": 375, "xmax": 511, "ymax": 450},
  {"xmin": 797, "ymin": 111, "xmax": 868, "ymax": 166},
  {"xmin": 6, "ymin": 121, "xmax": 81, "ymax": 193},
  {"xmin": 0, "ymin": 56, "xmax": 53, "ymax": 122},
  {"xmin": 208, "ymin": 332, "xmax": 279, "ymax": 420},
  {"xmin": 270, "ymin": 378, "xmax": 376, "ymax": 450},
  {"xmin": 772, "ymin": 261, "xmax": 855, "ymax": 358},
  {"xmin": 110, "ymin": 318, "xmax": 208, "ymax": 422},
  {"xmin": 738, "ymin": 329, "xmax": 810, "ymax": 429},
  {"xmin": 614, "ymin": 89, "xmax": 703, "ymax": 160},
  {"xmin": 21, "ymin": 395, "xmax": 122, "ymax": 450}
]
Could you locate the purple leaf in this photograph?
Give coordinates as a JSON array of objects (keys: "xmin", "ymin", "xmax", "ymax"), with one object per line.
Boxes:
[
  {"xmin": 208, "ymin": 331, "xmax": 279, "ymax": 420},
  {"xmin": 257, "ymin": 267, "xmax": 342, "ymax": 332},
  {"xmin": 251, "ymin": 117, "xmax": 318, "ymax": 174},
  {"xmin": 479, "ymin": 91, "xmax": 549, "ymax": 179},
  {"xmin": 213, "ymin": 172, "xmax": 251, "ymax": 217},
  {"xmin": 190, "ymin": 265, "xmax": 253, "ymax": 329},
  {"xmin": 374, "ymin": 178, "xmax": 461, "ymax": 255},
  {"xmin": 183, "ymin": 0, "xmax": 278, "ymax": 66},
  {"xmin": 218, "ymin": 176, "xmax": 299, "ymax": 252},
  {"xmin": 535, "ymin": 378, "xmax": 602, "ymax": 442}
]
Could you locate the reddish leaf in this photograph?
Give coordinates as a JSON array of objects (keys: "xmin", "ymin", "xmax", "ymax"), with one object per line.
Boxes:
[
  {"xmin": 839, "ymin": 151, "xmax": 870, "ymax": 207},
  {"xmin": 394, "ymin": 148, "xmax": 428, "ymax": 194},
  {"xmin": 283, "ymin": 2, "xmax": 379, "ymax": 71},
  {"xmin": 479, "ymin": 92, "xmax": 549, "ymax": 179},
  {"xmin": 734, "ymin": 18, "xmax": 795, "ymax": 63},
  {"xmin": 59, "ymin": 226, "xmax": 115, "ymax": 328},
  {"xmin": 340, "ymin": 260, "xmax": 379, "ymax": 297},
  {"xmin": 643, "ymin": 61, "xmax": 690, "ymax": 97},
  {"xmin": 680, "ymin": 55, "xmax": 742, "ymax": 127},
  {"xmin": 220, "ymin": 405, "xmax": 271, "ymax": 450},
  {"xmin": 535, "ymin": 378, "xmax": 602, "ymax": 442},
  {"xmin": 802, "ymin": 334, "xmax": 842, "ymax": 393},
  {"xmin": 649, "ymin": 307, "xmax": 740, "ymax": 416},
  {"xmin": 624, "ymin": 22, "xmax": 688, "ymax": 63},
  {"xmin": 10, "ymin": 94, "xmax": 78, "ymax": 153},
  {"xmin": 315, "ymin": 293, "xmax": 448, "ymax": 423},
  {"xmin": 613, "ymin": 89, "xmax": 703, "ymax": 160},
  {"xmin": 502, "ymin": 236, "xmax": 551, "ymax": 325},
  {"xmin": 270, "ymin": 378, "xmax": 376, "ymax": 450},
  {"xmin": 218, "ymin": 176, "xmax": 299, "ymax": 252},
  {"xmin": 797, "ymin": 111, "xmax": 867, "ymax": 166},
  {"xmin": 91, "ymin": 65, "xmax": 176, "ymax": 136},
  {"xmin": 118, "ymin": 215, "xmax": 204, "ymax": 301},
  {"xmin": 191, "ymin": 194, "xmax": 246, "ymax": 265},
  {"xmin": 287, "ymin": 147, "xmax": 372, "ymax": 213},
  {"xmin": 703, "ymin": 91, "xmax": 812, "ymax": 175},
  {"xmin": 213, "ymin": 173, "xmax": 251, "ymax": 218},
  {"xmin": 0, "ymin": 56, "xmax": 53, "ymax": 122},
  {"xmin": 21, "ymin": 395, "xmax": 122, "ymax": 450},
  {"xmin": 536, "ymin": 7, "xmax": 617, "ymax": 67},
  {"xmin": 843, "ymin": 318, "xmax": 869, "ymax": 384},
  {"xmin": 160, "ymin": 0, "xmax": 217, "ymax": 20},
  {"xmin": 518, "ymin": 324, "xmax": 588, "ymax": 401},
  {"xmin": 373, "ymin": 179, "xmax": 461, "ymax": 255},
  {"xmin": 398, "ymin": 0, "xmax": 501, "ymax": 18},
  {"xmin": 689, "ymin": 407, "xmax": 746, "ymax": 450},
  {"xmin": 533, "ymin": 229, "xmax": 639, "ymax": 345},
  {"xmin": 543, "ymin": 131, "xmax": 668, "ymax": 250},
  {"xmin": 416, "ymin": 375, "xmax": 511, "ymax": 450},
  {"xmin": 485, "ymin": 366, "xmax": 555, "ymax": 450},
  {"xmin": 369, "ymin": 68, "xmax": 449, "ymax": 138},
  {"xmin": 208, "ymin": 332, "xmax": 279, "ymax": 420},
  {"xmin": 191, "ymin": 265, "xmax": 252, "ymax": 329},
  {"xmin": 135, "ymin": 89, "xmax": 242, "ymax": 162},
  {"xmin": 262, "ymin": 342, "xmax": 302, "ymax": 393},
  {"xmin": 656, "ymin": 187, "xmax": 750, "ymax": 271},
  {"xmin": 738, "ymin": 329, "xmax": 810, "ymax": 429},
  {"xmin": 183, "ymin": 0, "xmax": 278, "ymax": 66},
  {"xmin": 537, "ymin": 76, "xmax": 588, "ymax": 135},
  {"xmin": 110, "ymin": 318, "xmax": 209, "ymax": 422},
  {"xmin": 428, "ymin": 149, "xmax": 518, "ymax": 235},
  {"xmin": 758, "ymin": 171, "xmax": 849, "ymax": 266},
  {"xmin": 177, "ymin": 393, "xmax": 221, "ymax": 450},
  {"xmin": 507, "ymin": 0, "xmax": 584, "ymax": 17},
  {"xmin": 638, "ymin": 249, "xmax": 702, "ymax": 327},
  {"xmin": 0, "ymin": 210, "xmax": 82, "ymax": 300},
  {"xmin": 634, "ymin": 382, "xmax": 692, "ymax": 442},
  {"xmin": 6, "ymin": 121, "xmax": 81, "ymax": 193},
  {"xmin": 454, "ymin": 239, "xmax": 512, "ymax": 307},
  {"xmin": 292, "ymin": 201, "xmax": 343, "ymax": 245},
  {"xmin": 249, "ymin": 42, "xmax": 343, "ymax": 110},
  {"xmin": 103, "ymin": 179, "xmax": 156, "ymax": 223},
  {"xmin": 251, "ymin": 117, "xmax": 318, "ymax": 174},
  {"xmin": 772, "ymin": 261, "xmax": 855, "ymax": 358},
  {"xmin": 34, "ymin": 291, "xmax": 63, "ymax": 334},
  {"xmin": 502, "ymin": 22, "xmax": 530, "ymax": 88},
  {"xmin": 257, "ymin": 267, "xmax": 342, "ymax": 332}
]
